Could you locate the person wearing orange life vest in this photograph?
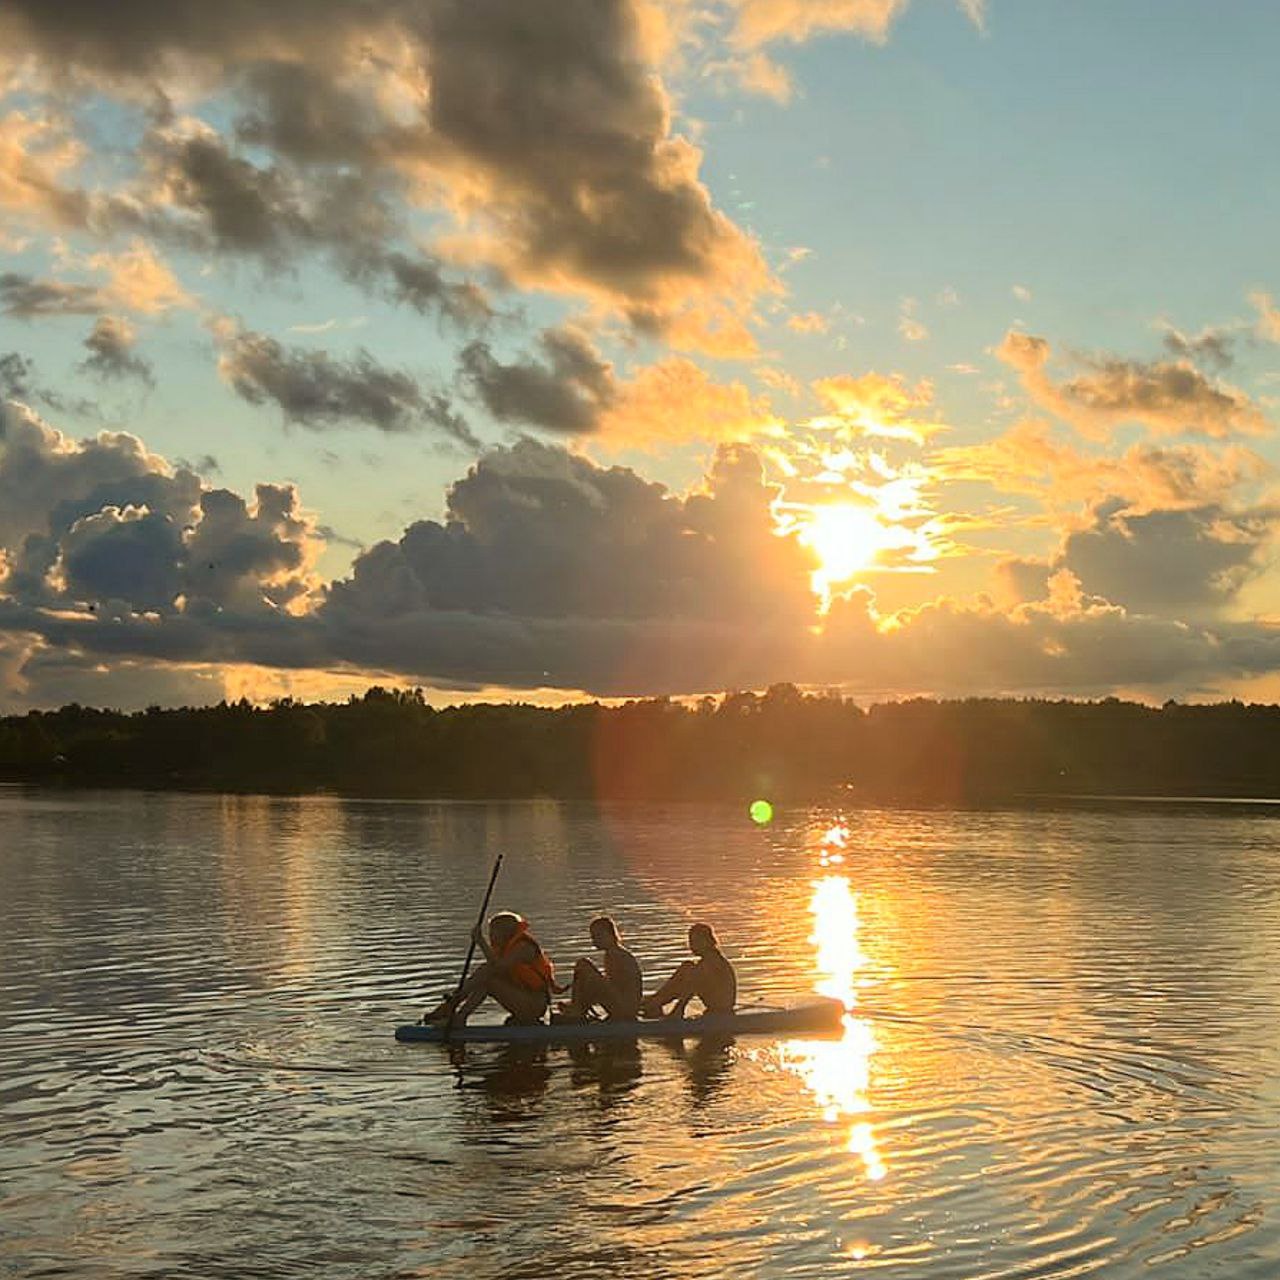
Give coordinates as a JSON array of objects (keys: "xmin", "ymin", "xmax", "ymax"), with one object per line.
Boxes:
[{"xmin": 424, "ymin": 911, "xmax": 558, "ymax": 1027}]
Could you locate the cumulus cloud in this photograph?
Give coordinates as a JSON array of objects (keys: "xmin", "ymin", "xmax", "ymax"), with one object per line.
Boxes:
[
  {"xmin": 1058, "ymin": 501, "xmax": 1276, "ymax": 615},
  {"xmin": 996, "ymin": 330, "xmax": 1271, "ymax": 440},
  {"xmin": 213, "ymin": 322, "xmax": 477, "ymax": 444},
  {"xmin": 325, "ymin": 437, "xmax": 815, "ymax": 626},
  {"xmin": 6, "ymin": 373, "xmax": 1280, "ymax": 703},
  {"xmin": 0, "ymin": 400, "xmax": 320, "ymax": 622},
  {"xmin": 0, "ymin": 401, "xmax": 200, "ymax": 552},
  {"xmin": 79, "ymin": 316, "xmax": 154, "ymax": 384}
]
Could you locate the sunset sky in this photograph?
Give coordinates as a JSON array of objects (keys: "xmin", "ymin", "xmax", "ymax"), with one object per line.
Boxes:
[{"xmin": 3, "ymin": 0, "xmax": 1280, "ymax": 709}]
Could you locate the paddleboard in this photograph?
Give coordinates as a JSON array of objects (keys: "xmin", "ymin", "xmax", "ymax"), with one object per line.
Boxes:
[{"xmin": 395, "ymin": 997, "xmax": 845, "ymax": 1044}]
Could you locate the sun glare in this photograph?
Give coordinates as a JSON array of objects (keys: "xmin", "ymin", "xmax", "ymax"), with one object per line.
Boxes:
[
  {"xmin": 795, "ymin": 502, "xmax": 906, "ymax": 607},
  {"xmin": 778, "ymin": 873, "xmax": 886, "ymax": 1182}
]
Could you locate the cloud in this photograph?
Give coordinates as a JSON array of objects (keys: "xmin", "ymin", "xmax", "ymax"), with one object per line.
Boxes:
[
  {"xmin": 7, "ymin": 395, "xmax": 1280, "ymax": 704},
  {"xmin": 459, "ymin": 327, "xmax": 779, "ymax": 445},
  {"xmin": 2, "ymin": 0, "xmax": 776, "ymax": 358},
  {"xmin": 996, "ymin": 329, "xmax": 1272, "ymax": 440},
  {"xmin": 79, "ymin": 241, "xmax": 192, "ymax": 314},
  {"xmin": 723, "ymin": 0, "xmax": 984, "ymax": 48},
  {"xmin": 788, "ymin": 311, "xmax": 829, "ymax": 334},
  {"xmin": 1251, "ymin": 290, "xmax": 1280, "ymax": 344},
  {"xmin": 460, "ymin": 326, "xmax": 617, "ymax": 434},
  {"xmin": 0, "ymin": 242, "xmax": 190, "ymax": 320},
  {"xmin": 79, "ymin": 316, "xmax": 154, "ymax": 384},
  {"xmin": 0, "ymin": 352, "xmax": 96, "ymax": 418},
  {"xmin": 0, "ymin": 401, "xmax": 201, "ymax": 552},
  {"xmin": 896, "ymin": 297, "xmax": 928, "ymax": 343},
  {"xmin": 726, "ymin": 0, "xmax": 911, "ymax": 47},
  {"xmin": 598, "ymin": 358, "xmax": 779, "ymax": 447},
  {"xmin": 0, "ymin": 353, "xmax": 37, "ymax": 401},
  {"xmin": 415, "ymin": 0, "xmax": 772, "ymax": 344},
  {"xmin": 936, "ymin": 419, "xmax": 1268, "ymax": 513},
  {"xmin": 1057, "ymin": 501, "xmax": 1276, "ymax": 615},
  {"xmin": 0, "ymin": 111, "xmax": 88, "ymax": 228},
  {"xmin": 1161, "ymin": 323, "xmax": 1235, "ymax": 371},
  {"xmin": 213, "ymin": 322, "xmax": 478, "ymax": 444},
  {"xmin": 0, "ymin": 400, "xmax": 319, "ymax": 621},
  {"xmin": 812, "ymin": 372, "xmax": 944, "ymax": 443},
  {"xmin": 0, "ymin": 272, "xmax": 108, "ymax": 318}
]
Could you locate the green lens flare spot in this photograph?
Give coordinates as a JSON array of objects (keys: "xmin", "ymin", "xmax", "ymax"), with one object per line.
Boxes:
[{"xmin": 749, "ymin": 799, "xmax": 774, "ymax": 826}]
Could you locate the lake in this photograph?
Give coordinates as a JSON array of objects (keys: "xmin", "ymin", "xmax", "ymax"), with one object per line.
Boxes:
[{"xmin": 2, "ymin": 789, "xmax": 1278, "ymax": 1278}]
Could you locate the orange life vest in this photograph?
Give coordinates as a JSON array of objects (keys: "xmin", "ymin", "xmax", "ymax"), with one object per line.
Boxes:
[{"xmin": 501, "ymin": 922, "xmax": 557, "ymax": 993}]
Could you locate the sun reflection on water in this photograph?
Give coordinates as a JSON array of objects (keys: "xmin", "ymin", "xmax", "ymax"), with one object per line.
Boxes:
[{"xmin": 780, "ymin": 873, "xmax": 886, "ymax": 1182}]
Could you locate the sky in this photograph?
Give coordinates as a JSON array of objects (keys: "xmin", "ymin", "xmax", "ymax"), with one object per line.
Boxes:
[{"xmin": 2, "ymin": 0, "xmax": 1280, "ymax": 711}]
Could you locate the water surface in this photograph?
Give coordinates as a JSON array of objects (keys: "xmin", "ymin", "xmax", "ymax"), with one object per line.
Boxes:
[{"xmin": 2, "ymin": 789, "xmax": 1278, "ymax": 1278}]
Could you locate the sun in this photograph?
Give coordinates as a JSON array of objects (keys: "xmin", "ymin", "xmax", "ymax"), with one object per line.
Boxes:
[{"xmin": 798, "ymin": 503, "xmax": 888, "ymax": 592}]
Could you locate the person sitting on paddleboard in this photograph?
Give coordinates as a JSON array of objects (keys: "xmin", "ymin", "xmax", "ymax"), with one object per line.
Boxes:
[
  {"xmin": 639, "ymin": 922, "xmax": 737, "ymax": 1019},
  {"xmin": 553, "ymin": 915, "xmax": 643, "ymax": 1024},
  {"xmin": 424, "ymin": 911, "xmax": 557, "ymax": 1027}
]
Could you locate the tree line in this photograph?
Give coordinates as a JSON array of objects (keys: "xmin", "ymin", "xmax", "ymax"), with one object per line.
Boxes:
[{"xmin": 3, "ymin": 685, "xmax": 1280, "ymax": 802}]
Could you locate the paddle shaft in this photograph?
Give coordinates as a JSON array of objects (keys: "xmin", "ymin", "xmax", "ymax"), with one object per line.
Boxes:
[{"xmin": 442, "ymin": 854, "xmax": 503, "ymax": 1040}]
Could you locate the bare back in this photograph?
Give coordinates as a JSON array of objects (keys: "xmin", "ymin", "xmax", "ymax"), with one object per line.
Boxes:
[{"xmin": 604, "ymin": 945, "xmax": 644, "ymax": 1015}]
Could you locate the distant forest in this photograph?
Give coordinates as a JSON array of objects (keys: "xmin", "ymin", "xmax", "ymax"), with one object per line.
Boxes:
[{"xmin": 5, "ymin": 685, "xmax": 1280, "ymax": 803}]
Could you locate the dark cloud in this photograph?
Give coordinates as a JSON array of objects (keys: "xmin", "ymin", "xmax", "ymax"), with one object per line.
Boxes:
[
  {"xmin": 1059, "ymin": 500, "xmax": 1275, "ymax": 614},
  {"xmin": 340, "ymin": 247, "xmax": 494, "ymax": 329},
  {"xmin": 0, "ymin": 401, "xmax": 200, "ymax": 550},
  {"xmin": 155, "ymin": 130, "xmax": 310, "ymax": 257},
  {"xmin": 325, "ymin": 438, "xmax": 814, "ymax": 626},
  {"xmin": 1, "ymin": 0, "xmax": 768, "ymax": 338},
  {"xmin": 0, "ymin": 272, "xmax": 107, "ymax": 318},
  {"xmin": 0, "ymin": 402, "xmax": 318, "ymax": 620},
  {"xmin": 214, "ymin": 324, "xmax": 478, "ymax": 444},
  {"xmin": 79, "ymin": 316, "xmax": 154, "ymax": 384},
  {"xmin": 60, "ymin": 507, "xmax": 186, "ymax": 613},
  {"xmin": 0, "ymin": 352, "xmax": 36, "ymax": 400},
  {"xmin": 185, "ymin": 485, "xmax": 314, "ymax": 613},
  {"xmin": 0, "ymin": 1, "xmax": 377, "ymax": 82},
  {"xmin": 410, "ymin": 0, "xmax": 765, "ymax": 319},
  {"xmin": 459, "ymin": 327, "xmax": 617, "ymax": 433}
]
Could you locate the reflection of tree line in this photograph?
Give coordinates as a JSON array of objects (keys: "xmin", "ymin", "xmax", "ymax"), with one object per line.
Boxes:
[{"xmin": 5, "ymin": 685, "xmax": 1280, "ymax": 801}]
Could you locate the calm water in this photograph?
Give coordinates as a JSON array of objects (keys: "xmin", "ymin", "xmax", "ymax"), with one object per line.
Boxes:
[{"xmin": 2, "ymin": 790, "xmax": 1278, "ymax": 1279}]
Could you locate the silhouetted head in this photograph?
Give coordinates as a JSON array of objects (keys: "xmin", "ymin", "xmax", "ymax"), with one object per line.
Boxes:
[
  {"xmin": 590, "ymin": 915, "xmax": 620, "ymax": 949},
  {"xmin": 489, "ymin": 911, "xmax": 525, "ymax": 949},
  {"xmin": 688, "ymin": 922, "xmax": 719, "ymax": 956}
]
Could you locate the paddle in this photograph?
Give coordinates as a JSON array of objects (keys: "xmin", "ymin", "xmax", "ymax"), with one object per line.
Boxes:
[{"xmin": 441, "ymin": 853, "xmax": 503, "ymax": 1041}]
